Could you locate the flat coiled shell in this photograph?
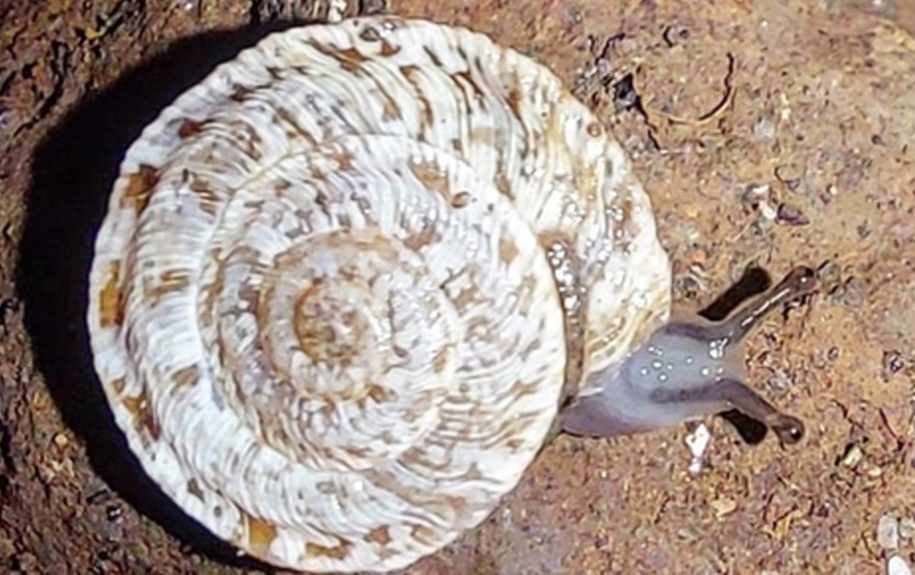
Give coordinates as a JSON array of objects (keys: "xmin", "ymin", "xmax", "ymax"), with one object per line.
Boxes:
[{"xmin": 86, "ymin": 16, "xmax": 671, "ymax": 573}]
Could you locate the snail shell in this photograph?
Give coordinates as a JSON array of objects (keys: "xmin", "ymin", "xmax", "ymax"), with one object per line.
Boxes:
[{"xmin": 87, "ymin": 16, "xmax": 670, "ymax": 573}]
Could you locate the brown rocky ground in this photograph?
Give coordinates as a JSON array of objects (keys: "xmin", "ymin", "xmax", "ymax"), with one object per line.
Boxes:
[{"xmin": 1, "ymin": 0, "xmax": 914, "ymax": 574}]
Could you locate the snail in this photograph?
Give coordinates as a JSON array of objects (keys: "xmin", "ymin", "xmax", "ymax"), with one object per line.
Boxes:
[{"xmin": 86, "ymin": 15, "xmax": 814, "ymax": 574}]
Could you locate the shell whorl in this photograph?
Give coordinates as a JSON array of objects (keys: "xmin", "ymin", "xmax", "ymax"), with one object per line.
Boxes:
[{"xmin": 87, "ymin": 16, "xmax": 670, "ymax": 573}]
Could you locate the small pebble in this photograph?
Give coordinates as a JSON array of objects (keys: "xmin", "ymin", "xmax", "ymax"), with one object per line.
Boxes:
[
  {"xmin": 754, "ymin": 118, "xmax": 776, "ymax": 141},
  {"xmin": 710, "ymin": 497, "xmax": 738, "ymax": 518},
  {"xmin": 776, "ymin": 203, "xmax": 809, "ymax": 226},
  {"xmin": 688, "ymin": 247, "xmax": 708, "ymax": 265},
  {"xmin": 740, "ymin": 183, "xmax": 777, "ymax": 220},
  {"xmin": 899, "ymin": 517, "xmax": 915, "ymax": 539},
  {"xmin": 878, "ymin": 513, "xmax": 900, "ymax": 550},
  {"xmin": 883, "ymin": 351, "xmax": 905, "ymax": 380},
  {"xmin": 840, "ymin": 445, "xmax": 863, "ymax": 468},
  {"xmin": 888, "ymin": 556, "xmax": 912, "ymax": 575},
  {"xmin": 685, "ymin": 424, "xmax": 711, "ymax": 474},
  {"xmin": 53, "ymin": 432, "xmax": 69, "ymax": 448}
]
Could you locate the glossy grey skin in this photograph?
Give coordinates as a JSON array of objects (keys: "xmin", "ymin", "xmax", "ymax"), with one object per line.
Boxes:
[{"xmin": 562, "ymin": 267, "xmax": 816, "ymax": 445}]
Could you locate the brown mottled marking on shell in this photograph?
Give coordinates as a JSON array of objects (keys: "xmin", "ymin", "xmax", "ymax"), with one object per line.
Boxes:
[
  {"xmin": 409, "ymin": 159, "xmax": 450, "ymax": 198},
  {"xmin": 495, "ymin": 172, "xmax": 512, "ymax": 197},
  {"xmin": 399, "ymin": 64, "xmax": 434, "ymax": 133},
  {"xmin": 423, "ymin": 46, "xmax": 443, "ymax": 67},
  {"xmin": 242, "ymin": 124, "xmax": 264, "ymax": 160},
  {"xmin": 499, "ymin": 236, "xmax": 519, "ymax": 264},
  {"xmin": 381, "ymin": 97, "xmax": 402, "ymax": 122},
  {"xmin": 120, "ymin": 165, "xmax": 158, "ymax": 216},
  {"xmin": 379, "ymin": 40, "xmax": 400, "ymax": 57},
  {"xmin": 512, "ymin": 274, "xmax": 538, "ymax": 314},
  {"xmin": 187, "ymin": 479, "xmax": 205, "ymax": 502},
  {"xmin": 229, "ymin": 85, "xmax": 252, "ymax": 102},
  {"xmin": 451, "ymin": 70, "xmax": 485, "ymax": 101},
  {"xmin": 343, "ymin": 444, "xmax": 371, "ymax": 459},
  {"xmin": 99, "ymin": 260, "xmax": 123, "ymax": 328},
  {"xmin": 199, "ymin": 269, "xmax": 224, "ymax": 329},
  {"xmin": 328, "ymin": 146, "xmax": 356, "ymax": 171},
  {"xmin": 144, "ymin": 269, "xmax": 192, "ymax": 305},
  {"xmin": 306, "ymin": 540, "xmax": 352, "ymax": 560},
  {"xmin": 358, "ymin": 25, "xmax": 381, "ymax": 42},
  {"xmin": 411, "ymin": 525, "xmax": 437, "ymax": 545},
  {"xmin": 402, "ymin": 223, "xmax": 441, "ymax": 251},
  {"xmin": 110, "ymin": 377, "xmax": 126, "ymax": 395},
  {"xmin": 452, "ymin": 284, "xmax": 478, "ymax": 311},
  {"xmin": 506, "ymin": 88, "xmax": 523, "ymax": 120},
  {"xmin": 172, "ymin": 365, "xmax": 200, "ymax": 388},
  {"xmin": 469, "ymin": 125, "xmax": 497, "ymax": 147},
  {"xmin": 451, "ymin": 191, "xmax": 472, "ymax": 208},
  {"xmin": 367, "ymin": 384, "xmax": 389, "ymax": 403},
  {"xmin": 509, "ymin": 378, "xmax": 546, "ymax": 400},
  {"xmin": 366, "ymin": 468, "xmax": 467, "ymax": 521},
  {"xmin": 432, "ymin": 347, "xmax": 450, "ymax": 373},
  {"xmin": 313, "ymin": 190, "xmax": 334, "ymax": 216},
  {"xmin": 305, "ymin": 40, "xmax": 362, "ymax": 74},
  {"xmin": 122, "ymin": 391, "xmax": 160, "ymax": 440},
  {"xmin": 188, "ymin": 176, "xmax": 221, "ymax": 215},
  {"xmin": 273, "ymin": 106, "xmax": 319, "ymax": 145},
  {"xmin": 358, "ymin": 25, "xmax": 403, "ymax": 59},
  {"xmin": 365, "ymin": 526, "xmax": 391, "ymax": 545},
  {"xmin": 292, "ymin": 287, "xmax": 361, "ymax": 367},
  {"xmin": 459, "ymin": 417, "xmax": 527, "ymax": 460},
  {"xmin": 178, "ymin": 119, "xmax": 203, "ymax": 139},
  {"xmin": 247, "ymin": 515, "xmax": 278, "ymax": 552}
]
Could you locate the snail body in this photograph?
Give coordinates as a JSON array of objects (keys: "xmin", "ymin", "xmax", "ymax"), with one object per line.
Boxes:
[
  {"xmin": 87, "ymin": 16, "xmax": 808, "ymax": 573},
  {"xmin": 562, "ymin": 266, "xmax": 813, "ymax": 442}
]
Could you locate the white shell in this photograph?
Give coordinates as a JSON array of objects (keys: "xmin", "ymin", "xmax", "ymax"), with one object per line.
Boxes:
[{"xmin": 86, "ymin": 16, "xmax": 670, "ymax": 573}]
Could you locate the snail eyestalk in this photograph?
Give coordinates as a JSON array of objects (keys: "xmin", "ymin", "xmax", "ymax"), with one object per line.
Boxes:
[{"xmin": 561, "ymin": 266, "xmax": 816, "ymax": 446}]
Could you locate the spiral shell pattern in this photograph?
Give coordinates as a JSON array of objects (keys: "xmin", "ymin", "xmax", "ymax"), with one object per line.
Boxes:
[{"xmin": 87, "ymin": 16, "xmax": 670, "ymax": 573}]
